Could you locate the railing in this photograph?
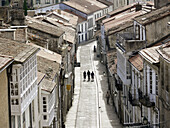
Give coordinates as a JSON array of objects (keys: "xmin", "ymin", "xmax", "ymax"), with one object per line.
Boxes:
[{"xmin": 138, "ymin": 89, "xmax": 155, "ymax": 107}]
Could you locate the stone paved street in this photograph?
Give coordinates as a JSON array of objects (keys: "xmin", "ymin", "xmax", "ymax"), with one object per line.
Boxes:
[{"xmin": 65, "ymin": 40, "xmax": 122, "ymax": 128}]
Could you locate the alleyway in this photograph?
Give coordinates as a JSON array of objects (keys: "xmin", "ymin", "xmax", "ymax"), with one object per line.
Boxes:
[{"xmin": 65, "ymin": 40, "xmax": 122, "ymax": 128}]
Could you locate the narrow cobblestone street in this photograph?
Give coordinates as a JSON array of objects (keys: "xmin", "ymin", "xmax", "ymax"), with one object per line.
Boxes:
[{"xmin": 65, "ymin": 40, "xmax": 122, "ymax": 128}]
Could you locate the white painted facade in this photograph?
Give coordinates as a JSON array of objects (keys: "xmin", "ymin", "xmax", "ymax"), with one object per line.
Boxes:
[
  {"xmin": 113, "ymin": 0, "xmax": 154, "ymax": 10},
  {"xmin": 33, "ymin": 0, "xmax": 62, "ymax": 8},
  {"xmin": 41, "ymin": 87, "xmax": 56, "ymax": 127},
  {"xmin": 117, "ymin": 49, "xmax": 131, "ymax": 86},
  {"xmin": 11, "ymin": 54, "xmax": 39, "ymax": 128},
  {"xmin": 59, "ymin": 3, "xmax": 113, "ymax": 43},
  {"xmin": 142, "ymin": 63, "xmax": 159, "ymax": 126},
  {"xmin": 129, "ymin": 64, "xmax": 143, "ymax": 123}
]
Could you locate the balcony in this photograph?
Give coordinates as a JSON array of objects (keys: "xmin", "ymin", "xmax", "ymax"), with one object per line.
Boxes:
[
  {"xmin": 138, "ymin": 89, "xmax": 155, "ymax": 107},
  {"xmin": 128, "ymin": 92, "xmax": 140, "ymax": 106},
  {"xmin": 116, "ymin": 33, "xmax": 145, "ymax": 53}
]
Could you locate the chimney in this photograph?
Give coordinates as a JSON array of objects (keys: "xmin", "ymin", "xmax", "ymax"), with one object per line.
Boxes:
[
  {"xmin": 135, "ymin": 3, "xmax": 142, "ymax": 12},
  {"xmin": 0, "ymin": 19, "xmax": 4, "ymax": 26}
]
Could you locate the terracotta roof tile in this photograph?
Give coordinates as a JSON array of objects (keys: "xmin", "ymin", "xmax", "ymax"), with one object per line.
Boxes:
[{"xmin": 129, "ymin": 54, "xmax": 143, "ymax": 71}]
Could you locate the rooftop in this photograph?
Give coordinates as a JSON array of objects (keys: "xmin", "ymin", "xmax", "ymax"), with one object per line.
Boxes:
[
  {"xmin": 42, "ymin": 17, "xmax": 76, "ymax": 44},
  {"xmin": 41, "ymin": 78, "xmax": 56, "ymax": 93},
  {"xmin": 28, "ymin": 43, "xmax": 62, "ymax": 64},
  {"xmin": 129, "ymin": 54, "xmax": 143, "ymax": 71},
  {"xmin": 48, "ymin": 10, "xmax": 78, "ymax": 27},
  {"xmin": 37, "ymin": 56, "xmax": 60, "ymax": 81},
  {"xmin": 157, "ymin": 41, "xmax": 170, "ymax": 63},
  {"xmin": 26, "ymin": 17, "xmax": 64, "ymax": 37},
  {"xmin": 37, "ymin": 72, "xmax": 45, "ymax": 85},
  {"xmin": 64, "ymin": 9, "xmax": 87, "ymax": 23},
  {"xmin": 97, "ymin": 0, "xmax": 113, "ymax": 6},
  {"xmin": 63, "ymin": 0, "xmax": 107, "ymax": 15},
  {"xmin": 134, "ymin": 4, "xmax": 170, "ymax": 25},
  {"xmin": 0, "ymin": 55, "xmax": 13, "ymax": 73},
  {"xmin": 104, "ymin": 9, "xmax": 148, "ymax": 31},
  {"xmin": 139, "ymin": 46, "xmax": 160, "ymax": 64},
  {"xmin": 0, "ymin": 37, "xmax": 39, "ymax": 63}
]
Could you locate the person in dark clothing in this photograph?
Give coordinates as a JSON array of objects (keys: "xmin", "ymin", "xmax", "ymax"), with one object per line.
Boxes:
[
  {"xmin": 91, "ymin": 71, "xmax": 94, "ymax": 81},
  {"xmin": 83, "ymin": 71, "xmax": 86, "ymax": 81},
  {"xmin": 87, "ymin": 70, "xmax": 90, "ymax": 81},
  {"xmin": 106, "ymin": 91, "xmax": 110, "ymax": 104}
]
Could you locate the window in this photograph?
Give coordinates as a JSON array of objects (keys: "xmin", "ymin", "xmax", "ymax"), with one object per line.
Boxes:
[
  {"xmin": 11, "ymin": 99, "xmax": 19, "ymax": 105},
  {"xmin": 45, "ymin": 0, "xmax": 50, "ymax": 4},
  {"xmin": 11, "ymin": 116, "xmax": 15, "ymax": 128},
  {"xmin": 85, "ymin": 23, "xmax": 87, "ymax": 31},
  {"xmin": 135, "ymin": 25, "xmax": 140, "ymax": 39},
  {"xmin": 36, "ymin": 0, "xmax": 40, "ymax": 4},
  {"xmin": 11, "ymin": 83, "xmax": 18, "ymax": 96},
  {"xmin": 82, "ymin": 34, "xmax": 83, "ymax": 41},
  {"xmin": 81, "ymin": 24, "xmax": 83, "ymax": 32},
  {"xmin": 43, "ymin": 115, "xmax": 47, "ymax": 120},
  {"xmin": 150, "ymin": 68, "xmax": 152, "ymax": 93},
  {"xmin": 88, "ymin": 18, "xmax": 93, "ymax": 28},
  {"xmin": 23, "ymin": 112, "xmax": 25, "ymax": 123},
  {"xmin": 156, "ymin": 73, "xmax": 158, "ymax": 95},
  {"xmin": 43, "ymin": 97, "xmax": 47, "ymax": 112},
  {"xmin": 17, "ymin": 116, "xmax": 21, "ymax": 128}
]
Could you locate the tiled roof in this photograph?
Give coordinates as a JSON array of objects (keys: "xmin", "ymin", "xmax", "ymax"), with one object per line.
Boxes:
[
  {"xmin": 63, "ymin": 9, "xmax": 87, "ymax": 23},
  {"xmin": 26, "ymin": 17, "xmax": 64, "ymax": 37},
  {"xmin": 63, "ymin": 0, "xmax": 107, "ymax": 15},
  {"xmin": 157, "ymin": 41, "xmax": 170, "ymax": 63},
  {"xmin": 42, "ymin": 17, "xmax": 76, "ymax": 44},
  {"xmin": 41, "ymin": 78, "xmax": 56, "ymax": 93},
  {"xmin": 0, "ymin": 55, "xmax": 13, "ymax": 72},
  {"xmin": 0, "ymin": 37, "xmax": 39, "ymax": 63},
  {"xmin": 37, "ymin": 72, "xmax": 45, "ymax": 85},
  {"xmin": 28, "ymin": 43, "xmax": 62, "ymax": 64},
  {"xmin": 48, "ymin": 10, "xmax": 78, "ymax": 27},
  {"xmin": 37, "ymin": 56, "xmax": 60, "ymax": 81},
  {"xmin": 134, "ymin": 4, "xmax": 170, "ymax": 25},
  {"xmin": 129, "ymin": 54, "xmax": 143, "ymax": 71},
  {"xmin": 139, "ymin": 46, "xmax": 160, "ymax": 64},
  {"xmin": 97, "ymin": 0, "xmax": 113, "ymax": 6},
  {"xmin": 104, "ymin": 10, "xmax": 147, "ymax": 31}
]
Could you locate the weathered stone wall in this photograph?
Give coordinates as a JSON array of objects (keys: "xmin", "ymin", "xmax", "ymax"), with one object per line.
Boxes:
[
  {"xmin": 15, "ymin": 28, "xmax": 27, "ymax": 43},
  {"xmin": 108, "ymin": 26, "xmax": 133, "ymax": 49},
  {"xmin": 146, "ymin": 16, "xmax": 169, "ymax": 46},
  {"xmin": 28, "ymin": 28, "xmax": 62, "ymax": 54},
  {"xmin": 154, "ymin": 0, "xmax": 170, "ymax": 9},
  {"xmin": 10, "ymin": 9, "xmax": 25, "ymax": 26},
  {"xmin": 0, "ymin": 7, "xmax": 10, "ymax": 23},
  {"xmin": 0, "ymin": 31, "xmax": 15, "ymax": 40},
  {"xmin": 0, "ymin": 69, "xmax": 9, "ymax": 128}
]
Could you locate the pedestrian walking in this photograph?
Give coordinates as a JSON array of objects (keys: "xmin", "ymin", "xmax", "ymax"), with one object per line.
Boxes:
[
  {"xmin": 91, "ymin": 71, "xmax": 94, "ymax": 82},
  {"xmin": 106, "ymin": 91, "xmax": 110, "ymax": 105},
  {"xmin": 87, "ymin": 70, "xmax": 90, "ymax": 81},
  {"xmin": 94, "ymin": 45, "xmax": 96, "ymax": 52},
  {"xmin": 83, "ymin": 71, "xmax": 86, "ymax": 81}
]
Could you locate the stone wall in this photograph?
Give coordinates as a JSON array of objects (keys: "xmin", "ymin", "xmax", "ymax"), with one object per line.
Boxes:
[
  {"xmin": 146, "ymin": 16, "xmax": 169, "ymax": 46},
  {"xmin": 0, "ymin": 69, "xmax": 9, "ymax": 128}
]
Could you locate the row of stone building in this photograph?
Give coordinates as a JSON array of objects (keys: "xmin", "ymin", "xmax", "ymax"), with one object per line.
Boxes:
[
  {"xmin": 95, "ymin": 0, "xmax": 170, "ymax": 127},
  {"xmin": 0, "ymin": 0, "xmax": 114, "ymax": 128},
  {"xmin": 0, "ymin": 2, "xmax": 79, "ymax": 128}
]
